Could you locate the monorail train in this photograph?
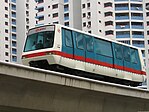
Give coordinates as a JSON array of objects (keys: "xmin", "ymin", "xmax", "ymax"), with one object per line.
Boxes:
[{"xmin": 22, "ymin": 24, "xmax": 146, "ymax": 86}]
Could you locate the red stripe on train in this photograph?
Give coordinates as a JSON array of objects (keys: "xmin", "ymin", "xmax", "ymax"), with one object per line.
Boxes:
[{"xmin": 22, "ymin": 50, "xmax": 146, "ymax": 75}]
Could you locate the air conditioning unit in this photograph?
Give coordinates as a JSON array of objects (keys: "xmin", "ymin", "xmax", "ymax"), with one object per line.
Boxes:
[
  {"xmin": 87, "ymin": 15, "xmax": 91, "ymax": 19},
  {"xmin": 87, "ymin": 24, "xmax": 91, "ymax": 28}
]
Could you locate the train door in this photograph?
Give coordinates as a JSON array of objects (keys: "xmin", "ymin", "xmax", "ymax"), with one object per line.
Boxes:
[
  {"xmin": 113, "ymin": 43, "xmax": 124, "ymax": 71},
  {"xmin": 72, "ymin": 31, "xmax": 86, "ymax": 70},
  {"xmin": 123, "ymin": 46, "xmax": 131, "ymax": 72},
  {"xmin": 85, "ymin": 35, "xmax": 95, "ymax": 73},
  {"xmin": 61, "ymin": 28, "xmax": 75, "ymax": 68}
]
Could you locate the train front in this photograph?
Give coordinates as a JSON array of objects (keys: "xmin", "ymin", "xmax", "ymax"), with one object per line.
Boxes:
[{"xmin": 22, "ymin": 25, "xmax": 61, "ymax": 69}]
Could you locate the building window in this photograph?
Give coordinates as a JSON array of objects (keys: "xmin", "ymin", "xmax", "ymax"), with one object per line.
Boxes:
[
  {"xmin": 12, "ymin": 56, "xmax": 17, "ymax": 62},
  {"xmin": 105, "ymin": 21, "xmax": 113, "ymax": 26},
  {"xmin": 64, "ymin": 13, "xmax": 69, "ymax": 20},
  {"xmin": 5, "ymin": 14, "xmax": 8, "ymax": 18},
  {"xmin": 5, "ymin": 44, "xmax": 8, "ymax": 48},
  {"xmin": 64, "ymin": 4, "xmax": 69, "ymax": 12},
  {"xmin": 38, "ymin": 0, "xmax": 44, "ymax": 4},
  {"xmin": 5, "ymin": 37, "xmax": 8, "ymax": 41},
  {"xmin": 64, "ymin": 0, "xmax": 68, "ymax": 3},
  {"xmin": 104, "ymin": 12, "xmax": 113, "ymax": 17},
  {"xmin": 88, "ymin": 31, "xmax": 91, "ymax": 33},
  {"xmin": 5, "ymin": 7, "xmax": 8, "ymax": 10},
  {"xmin": 64, "ymin": 22, "xmax": 69, "ymax": 26},
  {"xmin": 5, "ymin": 29, "xmax": 8, "ymax": 33},
  {"xmin": 38, "ymin": 7, "xmax": 44, "ymax": 12},
  {"xmin": 52, "ymin": 4, "xmax": 58, "ymax": 9},
  {"xmin": 53, "ymin": 13, "xmax": 58, "ymax": 18},
  {"xmin": 147, "ymin": 31, "xmax": 149, "ymax": 35},
  {"xmin": 104, "ymin": 2, "xmax": 112, "ymax": 7},
  {"xmin": 87, "ymin": 3, "xmax": 90, "ymax": 8},
  {"xmin": 5, "ymin": 0, "xmax": 8, "ymax": 3},
  {"xmin": 5, "ymin": 22, "xmax": 8, "ymax": 26},
  {"xmin": 105, "ymin": 30, "xmax": 113, "ymax": 35},
  {"xmin": 82, "ymin": 4, "xmax": 85, "ymax": 8},
  {"xmin": 83, "ymin": 22, "xmax": 86, "ymax": 27},
  {"xmin": 5, "ymin": 52, "xmax": 9, "ymax": 56},
  {"xmin": 38, "ymin": 16, "xmax": 44, "ymax": 21},
  {"xmin": 82, "ymin": 13, "xmax": 86, "ymax": 18}
]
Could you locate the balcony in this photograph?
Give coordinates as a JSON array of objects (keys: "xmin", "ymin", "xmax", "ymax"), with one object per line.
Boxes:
[
  {"xmin": 115, "ymin": 16, "xmax": 129, "ymax": 20},
  {"xmin": 131, "ymin": 16, "xmax": 143, "ymax": 20},
  {"xmin": 64, "ymin": 16, "xmax": 69, "ymax": 21},
  {"xmin": 115, "ymin": 7, "xmax": 129, "ymax": 11},
  {"xmin": 64, "ymin": 7, "xmax": 69, "ymax": 12},
  {"xmin": 116, "ymin": 25, "xmax": 130, "ymax": 29},
  {"xmin": 116, "ymin": 34, "xmax": 130, "ymax": 38},
  {"xmin": 131, "ymin": 25, "xmax": 144, "ymax": 29},
  {"xmin": 131, "ymin": 7, "xmax": 143, "ymax": 11},
  {"xmin": 132, "ymin": 34, "xmax": 144, "ymax": 38},
  {"xmin": 132, "ymin": 44, "xmax": 144, "ymax": 48}
]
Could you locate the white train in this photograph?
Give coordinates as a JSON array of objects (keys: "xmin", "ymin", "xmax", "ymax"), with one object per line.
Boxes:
[{"xmin": 22, "ymin": 24, "xmax": 146, "ymax": 86}]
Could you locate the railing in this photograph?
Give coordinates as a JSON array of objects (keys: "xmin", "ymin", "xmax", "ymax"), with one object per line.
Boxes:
[
  {"xmin": 131, "ymin": 25, "xmax": 144, "ymax": 29},
  {"xmin": 64, "ymin": 16, "xmax": 69, "ymax": 20},
  {"xmin": 133, "ymin": 44, "xmax": 144, "ymax": 48},
  {"xmin": 131, "ymin": 7, "xmax": 143, "ymax": 11},
  {"xmin": 132, "ymin": 35, "xmax": 144, "ymax": 38},
  {"xmin": 115, "ymin": 16, "xmax": 129, "ymax": 20},
  {"xmin": 64, "ymin": 7, "xmax": 69, "ymax": 12},
  {"xmin": 116, "ymin": 34, "xmax": 130, "ymax": 38},
  {"xmin": 131, "ymin": 16, "xmax": 143, "ymax": 20},
  {"xmin": 115, "ymin": 7, "xmax": 129, "ymax": 11},
  {"xmin": 116, "ymin": 25, "xmax": 130, "ymax": 29}
]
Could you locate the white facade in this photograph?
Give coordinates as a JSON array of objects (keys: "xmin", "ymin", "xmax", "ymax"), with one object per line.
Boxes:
[
  {"xmin": 0, "ymin": 0, "xmax": 36, "ymax": 63},
  {"xmin": 35, "ymin": 0, "xmax": 82, "ymax": 30},
  {"xmin": 0, "ymin": 0, "xmax": 17, "ymax": 62},
  {"xmin": 82, "ymin": 0, "xmax": 115, "ymax": 40},
  {"xmin": 17, "ymin": 0, "xmax": 36, "ymax": 63}
]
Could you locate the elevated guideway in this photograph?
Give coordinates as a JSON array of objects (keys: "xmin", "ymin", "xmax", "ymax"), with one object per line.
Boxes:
[{"xmin": 0, "ymin": 61, "xmax": 149, "ymax": 112}]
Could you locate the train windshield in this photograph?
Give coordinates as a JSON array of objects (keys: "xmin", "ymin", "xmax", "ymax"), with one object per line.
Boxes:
[{"xmin": 24, "ymin": 30, "xmax": 55, "ymax": 52}]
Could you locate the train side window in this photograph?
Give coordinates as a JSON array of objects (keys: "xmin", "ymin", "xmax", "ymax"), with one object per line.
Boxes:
[
  {"xmin": 85, "ymin": 35, "xmax": 93, "ymax": 52},
  {"xmin": 114, "ymin": 44, "xmax": 123, "ymax": 59},
  {"xmin": 123, "ymin": 46, "xmax": 130, "ymax": 62},
  {"xmin": 75, "ymin": 32, "xmax": 84, "ymax": 49},
  {"xmin": 95, "ymin": 38, "xmax": 112, "ymax": 57},
  {"xmin": 63, "ymin": 29, "xmax": 73, "ymax": 47},
  {"xmin": 130, "ymin": 48, "xmax": 137, "ymax": 64}
]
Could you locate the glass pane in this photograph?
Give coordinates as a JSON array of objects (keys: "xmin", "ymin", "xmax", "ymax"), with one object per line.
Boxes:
[
  {"xmin": 24, "ymin": 31, "xmax": 54, "ymax": 52},
  {"xmin": 76, "ymin": 32, "xmax": 84, "ymax": 49},
  {"xmin": 114, "ymin": 44, "xmax": 123, "ymax": 59},
  {"xmin": 86, "ymin": 35, "xmax": 93, "ymax": 52},
  {"xmin": 64, "ymin": 29, "xmax": 72, "ymax": 47},
  {"xmin": 95, "ymin": 39, "xmax": 112, "ymax": 57},
  {"xmin": 123, "ymin": 46, "xmax": 130, "ymax": 62},
  {"xmin": 131, "ymin": 48, "xmax": 137, "ymax": 63}
]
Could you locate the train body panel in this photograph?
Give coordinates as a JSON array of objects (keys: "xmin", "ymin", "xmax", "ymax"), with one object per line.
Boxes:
[{"xmin": 22, "ymin": 24, "xmax": 146, "ymax": 86}]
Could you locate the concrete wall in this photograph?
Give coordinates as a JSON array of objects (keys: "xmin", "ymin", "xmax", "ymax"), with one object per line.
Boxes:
[{"xmin": 0, "ymin": 61, "xmax": 149, "ymax": 112}]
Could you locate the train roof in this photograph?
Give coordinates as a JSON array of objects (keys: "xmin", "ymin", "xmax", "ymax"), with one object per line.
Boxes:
[{"xmin": 29, "ymin": 24, "xmax": 141, "ymax": 50}]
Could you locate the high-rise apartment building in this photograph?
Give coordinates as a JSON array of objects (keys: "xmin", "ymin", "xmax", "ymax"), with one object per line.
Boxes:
[
  {"xmin": 17, "ymin": 0, "xmax": 36, "ymax": 63},
  {"xmin": 82, "ymin": 0, "xmax": 145, "ymax": 56},
  {"xmin": 0, "ymin": 0, "xmax": 17, "ymax": 63},
  {"xmin": 0, "ymin": 0, "xmax": 36, "ymax": 64},
  {"xmin": 34, "ymin": 0, "xmax": 82, "ymax": 30}
]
